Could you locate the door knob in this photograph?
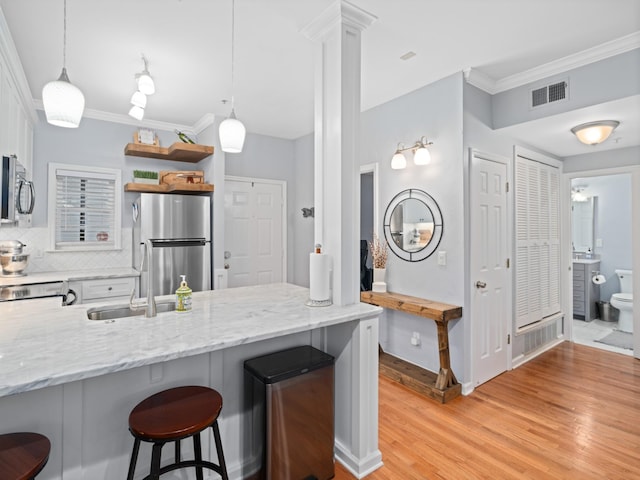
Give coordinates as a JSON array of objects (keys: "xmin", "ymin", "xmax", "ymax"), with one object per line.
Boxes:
[
  {"xmin": 224, "ymin": 263, "xmax": 230, "ymax": 269},
  {"xmin": 475, "ymin": 281, "xmax": 487, "ymax": 289},
  {"xmin": 224, "ymin": 251, "xmax": 231, "ymax": 259}
]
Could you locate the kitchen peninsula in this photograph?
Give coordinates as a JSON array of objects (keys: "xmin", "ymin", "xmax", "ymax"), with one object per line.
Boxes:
[{"xmin": 0, "ymin": 283, "xmax": 382, "ymax": 479}]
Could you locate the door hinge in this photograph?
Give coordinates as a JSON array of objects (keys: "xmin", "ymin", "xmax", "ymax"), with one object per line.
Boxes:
[
  {"xmin": 507, "ymin": 334, "xmax": 511, "ymax": 345},
  {"xmin": 505, "ymin": 182, "xmax": 509, "ymax": 193},
  {"xmin": 506, "ymin": 258, "xmax": 510, "ymax": 268}
]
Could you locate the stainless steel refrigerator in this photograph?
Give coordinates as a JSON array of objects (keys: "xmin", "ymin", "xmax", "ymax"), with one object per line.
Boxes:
[{"xmin": 133, "ymin": 193, "xmax": 211, "ymax": 297}]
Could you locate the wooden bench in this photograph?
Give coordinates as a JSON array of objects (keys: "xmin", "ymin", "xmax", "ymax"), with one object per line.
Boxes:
[{"xmin": 360, "ymin": 291, "xmax": 463, "ymax": 403}]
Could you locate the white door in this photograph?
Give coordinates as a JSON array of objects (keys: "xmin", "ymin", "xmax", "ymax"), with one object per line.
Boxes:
[
  {"xmin": 470, "ymin": 151, "xmax": 510, "ymax": 386},
  {"xmin": 224, "ymin": 178, "xmax": 285, "ymax": 288}
]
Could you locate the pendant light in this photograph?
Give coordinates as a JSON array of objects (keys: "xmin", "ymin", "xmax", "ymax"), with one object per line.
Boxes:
[
  {"xmin": 42, "ymin": 0, "xmax": 85, "ymax": 128},
  {"xmin": 219, "ymin": 0, "xmax": 246, "ymax": 153}
]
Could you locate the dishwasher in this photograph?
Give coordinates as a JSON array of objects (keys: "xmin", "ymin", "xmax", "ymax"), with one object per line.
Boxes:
[{"xmin": 244, "ymin": 345, "xmax": 335, "ymax": 480}]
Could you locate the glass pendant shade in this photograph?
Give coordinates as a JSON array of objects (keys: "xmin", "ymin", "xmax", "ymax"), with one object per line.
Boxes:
[
  {"xmin": 136, "ymin": 72, "xmax": 155, "ymax": 95},
  {"xmin": 42, "ymin": 68, "xmax": 85, "ymax": 128},
  {"xmin": 413, "ymin": 147, "xmax": 431, "ymax": 165},
  {"xmin": 571, "ymin": 120, "xmax": 619, "ymax": 145},
  {"xmin": 391, "ymin": 152, "xmax": 406, "ymax": 170},
  {"xmin": 130, "ymin": 91, "xmax": 147, "ymax": 108},
  {"xmin": 219, "ymin": 110, "xmax": 246, "ymax": 153},
  {"xmin": 128, "ymin": 105, "xmax": 145, "ymax": 121}
]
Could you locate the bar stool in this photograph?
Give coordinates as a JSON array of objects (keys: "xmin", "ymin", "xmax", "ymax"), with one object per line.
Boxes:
[
  {"xmin": 126, "ymin": 385, "xmax": 229, "ymax": 480},
  {"xmin": 0, "ymin": 432, "xmax": 51, "ymax": 480}
]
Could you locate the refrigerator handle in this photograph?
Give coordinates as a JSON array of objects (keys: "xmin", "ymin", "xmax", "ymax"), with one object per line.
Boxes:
[{"xmin": 150, "ymin": 238, "xmax": 207, "ymax": 247}]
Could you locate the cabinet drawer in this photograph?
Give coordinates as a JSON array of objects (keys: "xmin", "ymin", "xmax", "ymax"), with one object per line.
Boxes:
[
  {"xmin": 573, "ymin": 280, "xmax": 585, "ymax": 291},
  {"xmin": 82, "ymin": 277, "xmax": 136, "ymax": 301},
  {"xmin": 574, "ymin": 302, "xmax": 584, "ymax": 315},
  {"xmin": 573, "ymin": 290, "xmax": 585, "ymax": 303}
]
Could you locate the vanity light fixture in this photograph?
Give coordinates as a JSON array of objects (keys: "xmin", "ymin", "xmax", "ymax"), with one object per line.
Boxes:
[
  {"xmin": 390, "ymin": 136, "xmax": 433, "ymax": 169},
  {"xmin": 571, "ymin": 120, "xmax": 619, "ymax": 145},
  {"xmin": 219, "ymin": 0, "xmax": 246, "ymax": 153},
  {"xmin": 571, "ymin": 186, "xmax": 589, "ymax": 202},
  {"xmin": 42, "ymin": 0, "xmax": 85, "ymax": 128}
]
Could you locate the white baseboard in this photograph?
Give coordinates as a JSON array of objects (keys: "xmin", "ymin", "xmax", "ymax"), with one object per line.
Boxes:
[
  {"xmin": 461, "ymin": 381, "xmax": 475, "ymax": 396},
  {"xmin": 335, "ymin": 439, "xmax": 383, "ymax": 479},
  {"xmin": 512, "ymin": 338, "xmax": 565, "ymax": 369}
]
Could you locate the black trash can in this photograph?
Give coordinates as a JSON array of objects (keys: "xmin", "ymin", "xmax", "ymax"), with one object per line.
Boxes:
[
  {"xmin": 597, "ymin": 301, "xmax": 619, "ymax": 322},
  {"xmin": 244, "ymin": 345, "xmax": 335, "ymax": 480}
]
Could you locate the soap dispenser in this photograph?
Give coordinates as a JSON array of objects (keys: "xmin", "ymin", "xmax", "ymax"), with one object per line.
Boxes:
[{"xmin": 175, "ymin": 275, "xmax": 192, "ymax": 313}]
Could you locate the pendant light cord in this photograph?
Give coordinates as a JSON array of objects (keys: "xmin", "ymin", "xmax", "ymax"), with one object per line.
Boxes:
[
  {"xmin": 62, "ymin": 0, "xmax": 67, "ymax": 69},
  {"xmin": 230, "ymin": 0, "xmax": 235, "ymax": 110}
]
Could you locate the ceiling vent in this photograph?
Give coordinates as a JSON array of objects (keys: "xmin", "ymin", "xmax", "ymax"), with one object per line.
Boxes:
[{"xmin": 530, "ymin": 79, "xmax": 568, "ymax": 108}]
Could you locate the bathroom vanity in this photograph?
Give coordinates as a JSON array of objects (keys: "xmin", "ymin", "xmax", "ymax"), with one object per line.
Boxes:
[{"xmin": 573, "ymin": 259, "xmax": 601, "ymax": 321}]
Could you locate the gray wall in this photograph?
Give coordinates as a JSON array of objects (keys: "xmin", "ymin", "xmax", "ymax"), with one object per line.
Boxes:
[
  {"xmin": 360, "ymin": 72, "xmax": 466, "ymax": 381},
  {"xmin": 563, "ymin": 145, "xmax": 640, "ymax": 172},
  {"xmin": 493, "ymin": 49, "xmax": 640, "ymax": 129},
  {"xmin": 31, "ymin": 111, "xmax": 205, "ymax": 228},
  {"xmin": 224, "ymin": 131, "xmax": 298, "ymax": 283},
  {"xmin": 360, "ymin": 172, "xmax": 374, "ymax": 268}
]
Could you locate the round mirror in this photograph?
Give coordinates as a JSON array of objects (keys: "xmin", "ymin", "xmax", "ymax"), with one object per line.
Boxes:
[{"xmin": 383, "ymin": 189, "xmax": 443, "ymax": 262}]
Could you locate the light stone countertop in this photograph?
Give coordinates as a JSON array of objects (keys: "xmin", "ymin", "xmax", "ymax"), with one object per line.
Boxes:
[
  {"xmin": 572, "ymin": 259, "xmax": 601, "ymax": 265},
  {"xmin": 0, "ymin": 283, "xmax": 381, "ymax": 398},
  {"xmin": 0, "ymin": 268, "xmax": 139, "ymax": 287}
]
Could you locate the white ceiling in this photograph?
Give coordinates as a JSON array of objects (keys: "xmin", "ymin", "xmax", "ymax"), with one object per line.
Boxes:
[{"xmin": 1, "ymin": 0, "xmax": 639, "ymax": 157}]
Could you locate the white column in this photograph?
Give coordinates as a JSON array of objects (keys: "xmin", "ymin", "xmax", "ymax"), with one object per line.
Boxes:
[{"xmin": 302, "ymin": 1, "xmax": 377, "ymax": 306}]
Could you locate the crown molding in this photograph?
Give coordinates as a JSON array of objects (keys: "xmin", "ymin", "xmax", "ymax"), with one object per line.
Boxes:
[
  {"xmin": 33, "ymin": 99, "xmax": 213, "ymax": 135},
  {"xmin": 192, "ymin": 113, "xmax": 216, "ymax": 134},
  {"xmin": 465, "ymin": 32, "xmax": 640, "ymax": 95}
]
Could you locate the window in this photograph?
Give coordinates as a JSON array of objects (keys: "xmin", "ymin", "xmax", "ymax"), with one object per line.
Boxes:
[{"xmin": 48, "ymin": 163, "xmax": 122, "ymax": 251}]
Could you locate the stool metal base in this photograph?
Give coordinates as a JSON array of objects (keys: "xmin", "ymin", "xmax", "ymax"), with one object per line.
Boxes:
[{"xmin": 127, "ymin": 421, "xmax": 228, "ymax": 480}]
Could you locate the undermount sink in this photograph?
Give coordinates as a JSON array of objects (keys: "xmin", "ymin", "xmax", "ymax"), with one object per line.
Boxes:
[{"xmin": 86, "ymin": 301, "xmax": 176, "ymax": 321}]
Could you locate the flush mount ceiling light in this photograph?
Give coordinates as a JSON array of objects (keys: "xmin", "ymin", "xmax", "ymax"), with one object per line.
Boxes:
[
  {"xmin": 219, "ymin": 0, "xmax": 246, "ymax": 153},
  {"xmin": 390, "ymin": 136, "xmax": 433, "ymax": 169},
  {"xmin": 570, "ymin": 120, "xmax": 619, "ymax": 145},
  {"xmin": 42, "ymin": 0, "xmax": 85, "ymax": 128}
]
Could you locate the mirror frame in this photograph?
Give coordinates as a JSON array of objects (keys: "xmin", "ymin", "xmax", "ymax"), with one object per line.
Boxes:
[{"xmin": 383, "ymin": 188, "xmax": 443, "ymax": 262}]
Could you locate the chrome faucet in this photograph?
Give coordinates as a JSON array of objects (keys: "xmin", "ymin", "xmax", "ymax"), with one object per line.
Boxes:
[{"xmin": 130, "ymin": 239, "xmax": 157, "ymax": 317}]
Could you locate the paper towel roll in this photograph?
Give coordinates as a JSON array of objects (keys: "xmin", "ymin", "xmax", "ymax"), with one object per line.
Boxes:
[
  {"xmin": 592, "ymin": 274, "xmax": 607, "ymax": 285},
  {"xmin": 309, "ymin": 253, "xmax": 331, "ymax": 301}
]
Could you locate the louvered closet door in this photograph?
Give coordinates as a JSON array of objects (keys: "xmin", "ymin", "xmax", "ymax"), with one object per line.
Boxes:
[{"xmin": 515, "ymin": 156, "xmax": 561, "ymax": 329}]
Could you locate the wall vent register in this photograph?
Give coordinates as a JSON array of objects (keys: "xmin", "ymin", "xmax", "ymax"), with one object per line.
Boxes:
[{"xmin": 531, "ymin": 80, "xmax": 568, "ymax": 108}]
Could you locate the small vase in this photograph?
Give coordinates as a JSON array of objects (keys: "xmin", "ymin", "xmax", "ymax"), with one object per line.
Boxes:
[{"xmin": 372, "ymin": 267, "xmax": 387, "ymax": 293}]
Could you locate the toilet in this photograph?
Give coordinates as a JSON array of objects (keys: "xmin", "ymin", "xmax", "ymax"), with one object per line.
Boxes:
[{"xmin": 610, "ymin": 269, "xmax": 633, "ymax": 333}]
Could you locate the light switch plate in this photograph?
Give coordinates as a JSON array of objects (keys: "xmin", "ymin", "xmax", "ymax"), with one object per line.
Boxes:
[
  {"xmin": 596, "ymin": 238, "xmax": 603, "ymax": 247},
  {"xmin": 438, "ymin": 251, "xmax": 447, "ymax": 266}
]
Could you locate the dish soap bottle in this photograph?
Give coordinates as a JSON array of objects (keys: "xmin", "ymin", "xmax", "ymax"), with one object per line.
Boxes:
[{"xmin": 175, "ymin": 275, "xmax": 192, "ymax": 313}]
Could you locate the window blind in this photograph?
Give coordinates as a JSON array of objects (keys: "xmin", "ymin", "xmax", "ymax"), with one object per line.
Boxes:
[{"xmin": 54, "ymin": 168, "xmax": 117, "ymax": 250}]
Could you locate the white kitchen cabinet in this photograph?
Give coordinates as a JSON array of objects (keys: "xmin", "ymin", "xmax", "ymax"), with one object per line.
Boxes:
[
  {"xmin": 0, "ymin": 12, "xmax": 35, "ymax": 173},
  {"xmin": 68, "ymin": 277, "xmax": 138, "ymax": 305}
]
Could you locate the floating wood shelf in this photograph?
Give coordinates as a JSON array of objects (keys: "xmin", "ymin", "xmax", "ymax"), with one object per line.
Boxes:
[
  {"xmin": 361, "ymin": 291, "xmax": 463, "ymax": 403},
  {"xmin": 124, "ymin": 142, "xmax": 214, "ymax": 163},
  {"xmin": 124, "ymin": 182, "xmax": 214, "ymax": 194}
]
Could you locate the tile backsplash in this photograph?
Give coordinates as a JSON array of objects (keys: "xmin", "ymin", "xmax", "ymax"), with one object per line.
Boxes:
[{"xmin": 0, "ymin": 227, "xmax": 133, "ymax": 273}]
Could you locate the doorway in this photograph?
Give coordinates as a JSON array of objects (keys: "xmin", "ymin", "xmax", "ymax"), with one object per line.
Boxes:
[
  {"xmin": 567, "ymin": 171, "xmax": 634, "ymax": 356},
  {"xmin": 223, "ymin": 176, "xmax": 286, "ymax": 288},
  {"xmin": 359, "ymin": 163, "xmax": 379, "ymax": 292}
]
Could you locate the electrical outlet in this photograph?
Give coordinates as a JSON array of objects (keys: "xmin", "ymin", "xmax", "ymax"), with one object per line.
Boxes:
[
  {"xmin": 437, "ymin": 251, "xmax": 447, "ymax": 266},
  {"xmin": 411, "ymin": 332, "xmax": 421, "ymax": 346},
  {"xmin": 596, "ymin": 238, "xmax": 603, "ymax": 248},
  {"xmin": 34, "ymin": 248, "xmax": 43, "ymax": 259}
]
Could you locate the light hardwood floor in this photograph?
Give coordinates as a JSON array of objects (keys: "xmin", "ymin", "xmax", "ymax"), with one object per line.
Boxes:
[{"xmin": 334, "ymin": 342, "xmax": 640, "ymax": 480}]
